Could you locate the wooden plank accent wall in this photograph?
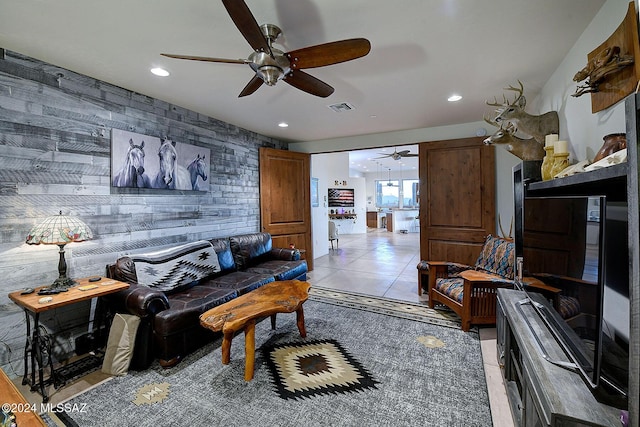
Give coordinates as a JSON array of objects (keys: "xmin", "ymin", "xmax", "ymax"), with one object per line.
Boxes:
[{"xmin": 0, "ymin": 50, "xmax": 288, "ymax": 378}]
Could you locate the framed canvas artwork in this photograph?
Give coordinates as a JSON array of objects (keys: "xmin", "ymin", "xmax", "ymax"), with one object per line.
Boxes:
[{"xmin": 111, "ymin": 129, "xmax": 210, "ymax": 191}]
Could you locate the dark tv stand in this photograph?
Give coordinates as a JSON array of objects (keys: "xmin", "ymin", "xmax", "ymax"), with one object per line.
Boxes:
[{"xmin": 497, "ymin": 288, "xmax": 620, "ymax": 426}]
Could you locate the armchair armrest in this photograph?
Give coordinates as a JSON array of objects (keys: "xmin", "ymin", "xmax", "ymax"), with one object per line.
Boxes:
[
  {"xmin": 103, "ymin": 284, "xmax": 170, "ymax": 318},
  {"xmin": 425, "ymin": 261, "xmax": 473, "ymax": 277},
  {"xmin": 425, "ymin": 261, "xmax": 473, "ymax": 295},
  {"xmin": 459, "ymin": 269, "xmax": 515, "ymax": 285}
]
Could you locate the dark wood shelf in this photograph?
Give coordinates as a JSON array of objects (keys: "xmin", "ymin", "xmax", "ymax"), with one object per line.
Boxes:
[
  {"xmin": 526, "ymin": 162, "xmax": 628, "ymax": 201},
  {"xmin": 329, "ymin": 213, "xmax": 357, "ymax": 220}
]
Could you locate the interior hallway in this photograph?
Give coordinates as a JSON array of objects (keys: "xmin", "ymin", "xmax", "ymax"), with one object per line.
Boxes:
[
  {"xmin": 308, "ymin": 228, "xmax": 423, "ymax": 302},
  {"xmin": 307, "ymin": 228, "xmax": 514, "ymax": 427}
]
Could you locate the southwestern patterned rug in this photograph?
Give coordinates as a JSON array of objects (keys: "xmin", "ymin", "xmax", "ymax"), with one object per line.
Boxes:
[
  {"xmin": 50, "ymin": 290, "xmax": 492, "ymax": 427},
  {"xmin": 263, "ymin": 338, "xmax": 378, "ymax": 400}
]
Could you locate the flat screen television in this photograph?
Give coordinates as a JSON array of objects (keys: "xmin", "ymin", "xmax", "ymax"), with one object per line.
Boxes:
[{"xmin": 516, "ymin": 193, "xmax": 629, "ymax": 409}]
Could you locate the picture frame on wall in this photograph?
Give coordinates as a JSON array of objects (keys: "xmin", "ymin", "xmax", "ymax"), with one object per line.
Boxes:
[
  {"xmin": 311, "ymin": 178, "xmax": 319, "ymax": 207},
  {"xmin": 111, "ymin": 129, "xmax": 210, "ymax": 191},
  {"xmin": 328, "ymin": 188, "xmax": 354, "ymax": 207}
]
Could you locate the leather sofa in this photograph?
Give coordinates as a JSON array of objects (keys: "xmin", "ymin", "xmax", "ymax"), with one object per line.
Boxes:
[{"xmin": 104, "ymin": 232, "xmax": 307, "ymax": 369}]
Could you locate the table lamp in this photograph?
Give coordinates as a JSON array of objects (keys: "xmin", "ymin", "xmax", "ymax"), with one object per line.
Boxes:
[{"xmin": 25, "ymin": 211, "xmax": 93, "ymax": 292}]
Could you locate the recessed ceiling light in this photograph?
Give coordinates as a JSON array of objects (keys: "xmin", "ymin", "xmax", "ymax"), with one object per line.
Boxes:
[
  {"xmin": 448, "ymin": 94, "xmax": 462, "ymax": 102},
  {"xmin": 278, "ymin": 122, "xmax": 289, "ymax": 128},
  {"xmin": 150, "ymin": 67, "xmax": 170, "ymax": 77}
]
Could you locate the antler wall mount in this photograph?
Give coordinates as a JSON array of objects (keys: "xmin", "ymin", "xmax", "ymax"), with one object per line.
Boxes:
[
  {"xmin": 571, "ymin": 1, "xmax": 640, "ymax": 113},
  {"xmin": 161, "ymin": 0, "xmax": 371, "ymax": 98},
  {"xmin": 485, "ymin": 80, "xmax": 559, "ymax": 149}
]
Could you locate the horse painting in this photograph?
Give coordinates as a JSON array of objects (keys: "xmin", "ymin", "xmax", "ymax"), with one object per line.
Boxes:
[
  {"xmin": 112, "ymin": 139, "xmax": 151, "ymax": 188},
  {"xmin": 187, "ymin": 154, "xmax": 208, "ymax": 190},
  {"xmin": 152, "ymin": 139, "xmax": 192, "ymax": 190}
]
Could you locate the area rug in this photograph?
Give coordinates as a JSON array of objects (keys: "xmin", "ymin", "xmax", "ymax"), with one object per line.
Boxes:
[
  {"xmin": 51, "ymin": 298, "xmax": 492, "ymax": 427},
  {"xmin": 308, "ymin": 285, "xmax": 464, "ymax": 329},
  {"xmin": 263, "ymin": 339, "xmax": 378, "ymax": 400}
]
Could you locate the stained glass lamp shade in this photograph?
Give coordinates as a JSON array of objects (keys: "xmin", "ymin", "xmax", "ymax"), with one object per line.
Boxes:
[{"xmin": 25, "ymin": 211, "xmax": 93, "ymax": 290}]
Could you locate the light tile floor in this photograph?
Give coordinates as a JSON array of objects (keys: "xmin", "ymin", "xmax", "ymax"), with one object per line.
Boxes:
[{"xmin": 308, "ymin": 228, "xmax": 514, "ymax": 427}]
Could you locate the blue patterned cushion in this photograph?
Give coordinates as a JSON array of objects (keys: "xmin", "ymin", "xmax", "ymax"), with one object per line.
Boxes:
[
  {"xmin": 435, "ymin": 278, "xmax": 464, "ymax": 303},
  {"xmin": 448, "ymin": 262, "xmax": 472, "ymax": 278},
  {"xmin": 474, "ymin": 235, "xmax": 514, "ymax": 279}
]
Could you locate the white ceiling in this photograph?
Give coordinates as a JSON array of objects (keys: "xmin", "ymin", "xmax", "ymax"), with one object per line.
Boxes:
[
  {"xmin": 348, "ymin": 145, "xmax": 419, "ymax": 174},
  {"xmin": 0, "ymin": 0, "xmax": 605, "ymax": 152}
]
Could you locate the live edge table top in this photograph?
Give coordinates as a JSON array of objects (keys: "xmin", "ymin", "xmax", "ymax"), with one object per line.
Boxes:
[
  {"xmin": 8, "ymin": 278, "xmax": 129, "ymax": 313},
  {"xmin": 199, "ymin": 280, "xmax": 311, "ymax": 381},
  {"xmin": 200, "ymin": 280, "xmax": 312, "ymax": 335}
]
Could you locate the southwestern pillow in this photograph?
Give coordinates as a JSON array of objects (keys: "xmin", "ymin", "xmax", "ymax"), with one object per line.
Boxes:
[
  {"xmin": 474, "ymin": 235, "xmax": 515, "ymax": 279},
  {"xmin": 132, "ymin": 240, "xmax": 221, "ymax": 293}
]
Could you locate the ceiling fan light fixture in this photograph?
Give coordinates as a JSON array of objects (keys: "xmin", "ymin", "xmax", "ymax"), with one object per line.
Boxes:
[{"xmin": 257, "ymin": 65, "xmax": 283, "ymax": 86}]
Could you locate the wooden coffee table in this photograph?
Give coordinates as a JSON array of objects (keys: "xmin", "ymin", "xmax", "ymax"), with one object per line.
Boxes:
[{"xmin": 200, "ymin": 280, "xmax": 311, "ymax": 381}]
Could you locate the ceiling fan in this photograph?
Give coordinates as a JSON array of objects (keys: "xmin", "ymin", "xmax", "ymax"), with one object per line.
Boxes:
[
  {"xmin": 376, "ymin": 148, "xmax": 418, "ymax": 160},
  {"xmin": 161, "ymin": 0, "xmax": 371, "ymax": 98}
]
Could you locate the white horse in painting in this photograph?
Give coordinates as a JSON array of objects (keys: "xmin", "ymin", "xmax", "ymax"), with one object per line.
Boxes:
[
  {"xmin": 187, "ymin": 154, "xmax": 208, "ymax": 190},
  {"xmin": 112, "ymin": 139, "xmax": 151, "ymax": 188},
  {"xmin": 152, "ymin": 139, "xmax": 192, "ymax": 190}
]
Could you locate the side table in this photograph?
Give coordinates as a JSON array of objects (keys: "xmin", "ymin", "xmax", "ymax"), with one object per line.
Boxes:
[{"xmin": 8, "ymin": 277, "xmax": 129, "ymax": 402}]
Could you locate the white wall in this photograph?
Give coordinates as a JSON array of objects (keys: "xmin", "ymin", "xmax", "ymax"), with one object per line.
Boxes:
[
  {"xmin": 531, "ymin": 0, "xmax": 628, "ymax": 162},
  {"xmin": 311, "ymin": 152, "xmax": 367, "ymax": 258}
]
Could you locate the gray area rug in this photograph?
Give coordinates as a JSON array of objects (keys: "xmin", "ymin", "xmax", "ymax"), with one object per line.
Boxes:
[{"xmin": 56, "ymin": 296, "xmax": 492, "ymax": 426}]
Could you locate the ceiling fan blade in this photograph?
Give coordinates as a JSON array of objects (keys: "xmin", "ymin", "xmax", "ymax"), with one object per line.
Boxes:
[
  {"xmin": 161, "ymin": 53, "xmax": 249, "ymax": 64},
  {"xmin": 222, "ymin": 0, "xmax": 272, "ymax": 55},
  {"xmin": 402, "ymin": 154, "xmax": 419, "ymax": 157},
  {"xmin": 283, "ymin": 71, "xmax": 334, "ymax": 98},
  {"xmin": 238, "ymin": 75, "xmax": 264, "ymax": 97},
  {"xmin": 286, "ymin": 38, "xmax": 371, "ymax": 70}
]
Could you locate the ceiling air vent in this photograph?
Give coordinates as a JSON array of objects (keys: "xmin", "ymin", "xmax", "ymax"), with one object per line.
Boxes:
[{"xmin": 328, "ymin": 102, "xmax": 355, "ymax": 113}]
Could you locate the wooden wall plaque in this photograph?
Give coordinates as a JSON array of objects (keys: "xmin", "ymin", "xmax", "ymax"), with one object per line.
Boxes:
[{"xmin": 588, "ymin": 1, "xmax": 640, "ymax": 113}]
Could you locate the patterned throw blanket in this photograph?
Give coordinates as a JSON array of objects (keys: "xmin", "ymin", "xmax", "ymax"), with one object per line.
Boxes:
[{"xmin": 132, "ymin": 240, "xmax": 221, "ymax": 293}]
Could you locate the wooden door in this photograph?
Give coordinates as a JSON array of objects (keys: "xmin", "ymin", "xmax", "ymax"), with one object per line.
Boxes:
[
  {"xmin": 419, "ymin": 137, "xmax": 495, "ymax": 265},
  {"xmin": 259, "ymin": 147, "xmax": 313, "ymax": 270}
]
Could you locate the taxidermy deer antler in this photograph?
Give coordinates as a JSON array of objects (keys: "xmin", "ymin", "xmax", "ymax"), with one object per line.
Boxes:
[
  {"xmin": 483, "ymin": 116, "xmax": 545, "ymax": 161},
  {"xmin": 485, "ymin": 80, "xmax": 559, "ymax": 147}
]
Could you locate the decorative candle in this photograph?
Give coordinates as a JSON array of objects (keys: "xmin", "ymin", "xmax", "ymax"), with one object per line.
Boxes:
[
  {"xmin": 545, "ymin": 134, "xmax": 559, "ymax": 147},
  {"xmin": 554, "ymin": 140, "xmax": 568, "ymax": 154}
]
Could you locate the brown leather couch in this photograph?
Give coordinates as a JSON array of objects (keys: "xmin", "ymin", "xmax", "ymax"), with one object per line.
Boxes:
[{"xmin": 104, "ymin": 232, "xmax": 307, "ymax": 369}]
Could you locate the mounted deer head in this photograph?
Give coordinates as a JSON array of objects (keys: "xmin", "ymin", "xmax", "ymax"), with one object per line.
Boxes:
[
  {"xmin": 486, "ymin": 80, "xmax": 559, "ymax": 146},
  {"xmin": 483, "ymin": 117, "xmax": 545, "ymax": 161}
]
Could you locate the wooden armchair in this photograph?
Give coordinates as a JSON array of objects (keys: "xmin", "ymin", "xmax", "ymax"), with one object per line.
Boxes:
[{"xmin": 426, "ymin": 235, "xmax": 515, "ymax": 331}]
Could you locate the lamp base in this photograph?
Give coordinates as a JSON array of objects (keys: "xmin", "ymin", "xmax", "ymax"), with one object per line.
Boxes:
[
  {"xmin": 38, "ymin": 243, "xmax": 76, "ymax": 294},
  {"xmin": 38, "ymin": 277, "xmax": 75, "ymax": 295},
  {"xmin": 50, "ymin": 276, "xmax": 77, "ymax": 290}
]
